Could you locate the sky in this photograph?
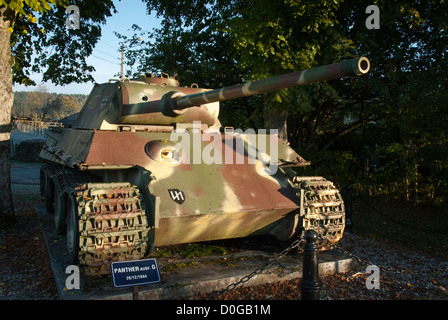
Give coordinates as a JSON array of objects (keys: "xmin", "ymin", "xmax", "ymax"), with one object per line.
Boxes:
[{"xmin": 12, "ymin": 0, "xmax": 161, "ymax": 95}]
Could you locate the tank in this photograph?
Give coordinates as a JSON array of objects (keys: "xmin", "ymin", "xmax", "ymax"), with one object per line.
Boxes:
[{"xmin": 40, "ymin": 57, "xmax": 370, "ymax": 275}]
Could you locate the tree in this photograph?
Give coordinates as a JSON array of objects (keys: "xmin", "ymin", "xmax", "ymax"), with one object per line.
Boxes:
[
  {"xmin": 334, "ymin": 0, "xmax": 448, "ymax": 203},
  {"xmin": 133, "ymin": 0, "xmax": 364, "ymax": 142},
  {"xmin": 228, "ymin": 0, "xmax": 358, "ymax": 142},
  {"xmin": 26, "ymin": 84, "xmax": 50, "ymax": 120},
  {"xmin": 44, "ymin": 94, "xmax": 83, "ymax": 120},
  {"xmin": 0, "ymin": 2, "xmax": 15, "ymax": 225},
  {"xmin": 0, "ymin": 0, "xmax": 116, "ymax": 226}
]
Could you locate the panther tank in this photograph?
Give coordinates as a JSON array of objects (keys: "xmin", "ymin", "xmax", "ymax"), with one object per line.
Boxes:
[{"xmin": 40, "ymin": 57, "xmax": 370, "ymax": 275}]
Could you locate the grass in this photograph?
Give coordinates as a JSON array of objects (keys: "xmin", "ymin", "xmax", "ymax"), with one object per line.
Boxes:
[{"xmin": 153, "ymin": 243, "xmax": 229, "ymax": 259}]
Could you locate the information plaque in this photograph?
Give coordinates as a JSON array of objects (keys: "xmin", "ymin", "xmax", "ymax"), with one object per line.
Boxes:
[{"xmin": 110, "ymin": 258, "xmax": 161, "ymax": 288}]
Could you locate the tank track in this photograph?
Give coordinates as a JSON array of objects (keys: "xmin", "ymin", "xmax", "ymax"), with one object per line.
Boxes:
[
  {"xmin": 293, "ymin": 176, "xmax": 345, "ymax": 247},
  {"xmin": 41, "ymin": 164, "xmax": 150, "ymax": 275}
]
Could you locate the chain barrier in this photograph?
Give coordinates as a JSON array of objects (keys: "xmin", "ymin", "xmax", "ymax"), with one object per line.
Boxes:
[
  {"xmin": 209, "ymin": 236, "xmax": 307, "ymax": 299},
  {"xmin": 208, "ymin": 229, "xmax": 448, "ymax": 299}
]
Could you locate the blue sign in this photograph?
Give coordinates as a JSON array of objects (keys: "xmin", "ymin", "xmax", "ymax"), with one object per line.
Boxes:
[{"xmin": 110, "ymin": 258, "xmax": 161, "ymax": 288}]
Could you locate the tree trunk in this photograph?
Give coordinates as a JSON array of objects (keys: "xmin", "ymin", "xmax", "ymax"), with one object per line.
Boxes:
[
  {"xmin": 0, "ymin": 9, "xmax": 16, "ymax": 226},
  {"xmin": 263, "ymin": 96, "xmax": 288, "ymax": 142}
]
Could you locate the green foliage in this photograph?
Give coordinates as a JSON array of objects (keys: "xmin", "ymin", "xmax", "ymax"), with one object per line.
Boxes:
[
  {"xmin": 0, "ymin": 0, "xmax": 62, "ymax": 20},
  {"xmin": 123, "ymin": 0, "xmax": 448, "ymax": 204},
  {"xmin": 229, "ymin": 0, "xmax": 352, "ymax": 77},
  {"xmin": 226, "ymin": 0, "xmax": 360, "ymax": 137},
  {"xmin": 293, "ymin": 0, "xmax": 448, "ymax": 204},
  {"xmin": 2, "ymin": 0, "xmax": 117, "ymax": 85},
  {"xmin": 298, "ymin": 150, "xmax": 362, "ymax": 190}
]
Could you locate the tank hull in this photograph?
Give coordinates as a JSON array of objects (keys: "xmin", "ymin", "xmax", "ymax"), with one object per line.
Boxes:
[
  {"xmin": 41, "ymin": 128, "xmax": 305, "ymax": 239},
  {"xmin": 41, "ymin": 127, "xmax": 345, "ymax": 274}
]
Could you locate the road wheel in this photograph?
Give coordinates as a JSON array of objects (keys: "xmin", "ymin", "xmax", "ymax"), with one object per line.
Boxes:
[
  {"xmin": 54, "ymin": 191, "xmax": 67, "ymax": 235},
  {"xmin": 44, "ymin": 173, "xmax": 55, "ymax": 214},
  {"xmin": 66, "ymin": 194, "xmax": 80, "ymax": 265}
]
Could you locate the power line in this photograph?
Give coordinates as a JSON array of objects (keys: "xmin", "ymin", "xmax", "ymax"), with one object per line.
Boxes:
[
  {"xmin": 95, "ymin": 48, "xmax": 120, "ymax": 60},
  {"xmin": 101, "ymin": 41, "xmax": 119, "ymax": 50},
  {"xmin": 92, "ymin": 54, "xmax": 120, "ymax": 65}
]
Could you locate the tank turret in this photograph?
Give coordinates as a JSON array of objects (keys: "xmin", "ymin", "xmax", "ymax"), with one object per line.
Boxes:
[{"xmin": 72, "ymin": 57, "xmax": 369, "ymax": 130}]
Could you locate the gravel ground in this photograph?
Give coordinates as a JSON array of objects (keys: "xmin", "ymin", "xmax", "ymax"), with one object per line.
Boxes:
[
  {"xmin": 196, "ymin": 232, "xmax": 448, "ymax": 300},
  {"xmin": 0, "ymin": 209, "xmax": 59, "ymax": 300},
  {"xmin": 316, "ymin": 232, "xmax": 448, "ymax": 300},
  {"xmin": 1, "ymin": 183, "xmax": 447, "ymax": 300}
]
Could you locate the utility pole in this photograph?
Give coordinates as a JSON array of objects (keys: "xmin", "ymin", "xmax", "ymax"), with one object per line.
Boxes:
[
  {"xmin": 120, "ymin": 43, "xmax": 125, "ymax": 79},
  {"xmin": 120, "ymin": 38, "xmax": 141, "ymax": 79}
]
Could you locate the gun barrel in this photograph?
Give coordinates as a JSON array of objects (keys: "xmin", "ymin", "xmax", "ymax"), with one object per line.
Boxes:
[{"xmin": 171, "ymin": 57, "xmax": 370, "ymax": 111}]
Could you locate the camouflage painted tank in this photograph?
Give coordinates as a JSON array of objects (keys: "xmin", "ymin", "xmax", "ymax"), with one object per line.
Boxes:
[{"xmin": 40, "ymin": 57, "xmax": 370, "ymax": 275}]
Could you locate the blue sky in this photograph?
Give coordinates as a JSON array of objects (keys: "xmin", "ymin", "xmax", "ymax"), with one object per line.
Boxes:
[{"xmin": 13, "ymin": 0, "xmax": 161, "ymax": 95}]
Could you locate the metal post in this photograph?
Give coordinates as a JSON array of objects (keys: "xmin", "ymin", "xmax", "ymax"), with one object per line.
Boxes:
[
  {"xmin": 133, "ymin": 286, "xmax": 139, "ymax": 300},
  {"xmin": 300, "ymin": 230, "xmax": 321, "ymax": 300}
]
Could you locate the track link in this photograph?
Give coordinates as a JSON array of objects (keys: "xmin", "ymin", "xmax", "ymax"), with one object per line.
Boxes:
[
  {"xmin": 293, "ymin": 176, "xmax": 345, "ymax": 246},
  {"xmin": 41, "ymin": 164, "xmax": 150, "ymax": 275},
  {"xmin": 73, "ymin": 183, "xmax": 150, "ymax": 275}
]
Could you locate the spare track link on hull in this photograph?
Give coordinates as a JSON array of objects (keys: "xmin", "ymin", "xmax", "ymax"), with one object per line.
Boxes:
[
  {"xmin": 293, "ymin": 176, "xmax": 345, "ymax": 247},
  {"xmin": 41, "ymin": 164, "xmax": 150, "ymax": 275}
]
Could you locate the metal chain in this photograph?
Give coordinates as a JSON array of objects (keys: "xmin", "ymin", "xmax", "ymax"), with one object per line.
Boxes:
[
  {"xmin": 208, "ymin": 230, "xmax": 448, "ymax": 299},
  {"xmin": 209, "ymin": 236, "xmax": 307, "ymax": 298}
]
